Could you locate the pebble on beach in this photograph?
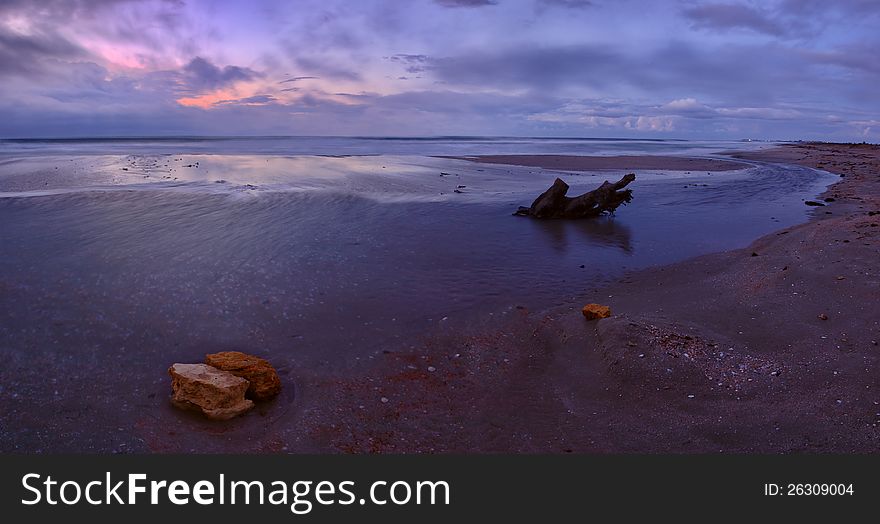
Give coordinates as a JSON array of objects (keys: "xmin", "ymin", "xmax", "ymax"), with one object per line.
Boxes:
[{"xmin": 582, "ymin": 304, "xmax": 612, "ymax": 320}]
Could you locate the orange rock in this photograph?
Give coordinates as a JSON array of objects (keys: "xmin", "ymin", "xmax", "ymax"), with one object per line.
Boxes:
[
  {"xmin": 582, "ymin": 303, "xmax": 612, "ymax": 320},
  {"xmin": 168, "ymin": 363, "xmax": 253, "ymax": 420},
  {"xmin": 205, "ymin": 351, "xmax": 281, "ymax": 401}
]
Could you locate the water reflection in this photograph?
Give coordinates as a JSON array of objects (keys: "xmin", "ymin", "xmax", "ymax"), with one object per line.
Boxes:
[{"xmin": 529, "ymin": 216, "xmax": 633, "ymax": 254}]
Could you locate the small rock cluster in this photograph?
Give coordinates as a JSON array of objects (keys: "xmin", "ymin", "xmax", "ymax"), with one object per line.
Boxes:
[{"xmin": 168, "ymin": 351, "xmax": 281, "ymax": 420}]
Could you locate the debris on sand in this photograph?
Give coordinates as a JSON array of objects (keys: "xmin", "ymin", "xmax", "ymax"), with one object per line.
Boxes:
[
  {"xmin": 515, "ymin": 174, "xmax": 635, "ymax": 219},
  {"xmin": 168, "ymin": 363, "xmax": 253, "ymax": 420}
]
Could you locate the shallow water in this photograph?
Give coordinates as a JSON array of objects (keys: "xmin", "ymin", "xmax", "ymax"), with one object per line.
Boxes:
[{"xmin": 0, "ymin": 149, "xmax": 833, "ymax": 373}]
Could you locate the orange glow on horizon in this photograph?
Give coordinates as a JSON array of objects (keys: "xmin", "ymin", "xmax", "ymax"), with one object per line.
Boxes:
[
  {"xmin": 176, "ymin": 89, "xmax": 238, "ymax": 109},
  {"xmin": 175, "ymin": 78, "xmax": 376, "ymax": 111}
]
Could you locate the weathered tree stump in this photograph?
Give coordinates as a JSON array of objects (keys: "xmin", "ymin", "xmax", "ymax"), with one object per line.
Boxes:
[{"xmin": 515, "ymin": 173, "xmax": 636, "ymax": 219}]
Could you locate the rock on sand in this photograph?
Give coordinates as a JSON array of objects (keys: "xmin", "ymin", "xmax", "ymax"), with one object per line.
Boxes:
[
  {"xmin": 168, "ymin": 363, "xmax": 254, "ymax": 420},
  {"xmin": 582, "ymin": 303, "xmax": 612, "ymax": 320},
  {"xmin": 205, "ymin": 351, "xmax": 282, "ymax": 401}
]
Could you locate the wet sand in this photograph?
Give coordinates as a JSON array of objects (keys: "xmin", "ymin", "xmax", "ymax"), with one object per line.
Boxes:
[{"xmin": 446, "ymin": 154, "xmax": 750, "ymax": 171}]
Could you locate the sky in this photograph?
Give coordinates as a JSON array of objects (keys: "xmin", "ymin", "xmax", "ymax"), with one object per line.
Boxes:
[{"xmin": 0, "ymin": 0, "xmax": 878, "ymax": 140}]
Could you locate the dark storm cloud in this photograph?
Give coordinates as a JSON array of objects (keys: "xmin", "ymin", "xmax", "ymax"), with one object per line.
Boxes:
[
  {"xmin": 182, "ymin": 57, "xmax": 260, "ymax": 90},
  {"xmin": 683, "ymin": 3, "xmax": 786, "ymax": 36},
  {"xmin": 433, "ymin": 0, "xmax": 498, "ymax": 8}
]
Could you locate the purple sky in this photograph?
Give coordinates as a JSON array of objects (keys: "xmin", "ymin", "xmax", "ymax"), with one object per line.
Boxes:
[{"xmin": 0, "ymin": 0, "xmax": 878, "ymax": 140}]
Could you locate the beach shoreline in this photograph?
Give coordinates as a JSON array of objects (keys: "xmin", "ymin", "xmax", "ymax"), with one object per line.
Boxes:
[{"xmin": 303, "ymin": 142, "xmax": 880, "ymax": 453}]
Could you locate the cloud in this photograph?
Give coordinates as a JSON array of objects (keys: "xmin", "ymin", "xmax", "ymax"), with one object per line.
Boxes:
[
  {"xmin": 716, "ymin": 106, "xmax": 802, "ymax": 119},
  {"xmin": 0, "ymin": 0, "xmax": 177, "ymax": 17},
  {"xmin": 279, "ymin": 76, "xmax": 318, "ymax": 84},
  {"xmin": 0, "ymin": 26, "xmax": 86, "ymax": 76},
  {"xmin": 0, "ymin": 0, "xmax": 877, "ymax": 141},
  {"xmin": 424, "ymin": 41, "xmax": 799, "ymax": 104},
  {"xmin": 804, "ymin": 42, "xmax": 880, "ymax": 75},
  {"xmin": 537, "ymin": 0, "xmax": 594, "ymax": 8},
  {"xmin": 526, "ymin": 96, "xmax": 814, "ymax": 138},
  {"xmin": 427, "ymin": 45, "xmax": 625, "ymax": 91},
  {"xmin": 182, "ymin": 57, "xmax": 260, "ymax": 90},
  {"xmin": 528, "ymin": 104, "xmax": 678, "ymax": 132},
  {"xmin": 294, "ymin": 57, "xmax": 361, "ymax": 81},
  {"xmin": 850, "ymin": 119, "xmax": 879, "ymax": 137},
  {"xmin": 661, "ymin": 98, "xmax": 715, "ymax": 116},
  {"xmin": 422, "ymin": 37, "xmax": 880, "ymax": 112},
  {"xmin": 777, "ymin": 0, "xmax": 880, "ymax": 18},
  {"xmin": 387, "ymin": 54, "xmax": 430, "ymax": 73},
  {"xmin": 214, "ymin": 94, "xmax": 278, "ymax": 106},
  {"xmin": 662, "ymin": 98, "xmax": 703, "ymax": 111},
  {"xmin": 433, "ymin": 0, "xmax": 497, "ymax": 7},
  {"xmin": 0, "ymin": 0, "xmax": 194, "ymax": 71},
  {"xmin": 683, "ymin": 3, "xmax": 785, "ymax": 36},
  {"xmin": 681, "ymin": 1, "xmax": 880, "ymax": 41}
]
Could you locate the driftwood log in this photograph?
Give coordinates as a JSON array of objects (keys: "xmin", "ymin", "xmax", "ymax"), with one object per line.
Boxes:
[{"xmin": 514, "ymin": 173, "xmax": 636, "ymax": 218}]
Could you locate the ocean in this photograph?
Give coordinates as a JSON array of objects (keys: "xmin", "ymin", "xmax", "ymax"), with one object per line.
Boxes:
[{"xmin": 0, "ymin": 135, "xmax": 771, "ymax": 157}]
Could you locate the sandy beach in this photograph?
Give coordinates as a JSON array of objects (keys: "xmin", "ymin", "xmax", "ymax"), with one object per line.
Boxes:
[{"xmin": 1, "ymin": 141, "xmax": 876, "ymax": 453}]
